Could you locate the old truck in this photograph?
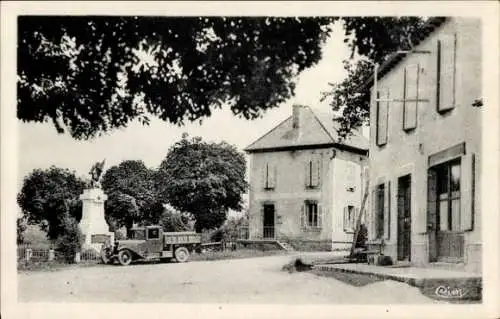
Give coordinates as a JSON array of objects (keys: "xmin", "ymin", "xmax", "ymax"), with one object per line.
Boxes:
[{"xmin": 100, "ymin": 225, "xmax": 201, "ymax": 266}]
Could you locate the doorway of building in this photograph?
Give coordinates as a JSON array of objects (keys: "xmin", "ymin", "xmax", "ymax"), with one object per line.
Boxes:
[
  {"xmin": 263, "ymin": 204, "xmax": 275, "ymax": 239},
  {"xmin": 433, "ymin": 159, "xmax": 464, "ymax": 262},
  {"xmin": 397, "ymin": 175, "xmax": 412, "ymax": 261}
]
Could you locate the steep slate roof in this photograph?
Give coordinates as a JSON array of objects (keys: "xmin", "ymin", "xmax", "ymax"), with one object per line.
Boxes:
[{"xmin": 244, "ymin": 106, "xmax": 368, "ymax": 153}]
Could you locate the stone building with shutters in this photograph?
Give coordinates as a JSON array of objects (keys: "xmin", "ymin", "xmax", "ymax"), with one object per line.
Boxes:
[
  {"xmin": 244, "ymin": 105, "xmax": 369, "ymax": 250},
  {"xmin": 364, "ymin": 17, "xmax": 482, "ymax": 272}
]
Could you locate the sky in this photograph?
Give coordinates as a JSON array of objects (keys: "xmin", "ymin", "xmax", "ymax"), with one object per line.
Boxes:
[{"xmin": 18, "ymin": 22, "xmax": 353, "ymax": 191}]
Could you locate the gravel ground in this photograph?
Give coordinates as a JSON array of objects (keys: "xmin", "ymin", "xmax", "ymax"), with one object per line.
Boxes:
[{"xmin": 18, "ymin": 254, "xmax": 444, "ymax": 304}]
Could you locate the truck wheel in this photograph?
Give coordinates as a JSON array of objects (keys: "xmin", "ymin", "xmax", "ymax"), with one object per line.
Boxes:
[
  {"xmin": 118, "ymin": 249, "xmax": 133, "ymax": 266},
  {"xmin": 174, "ymin": 247, "xmax": 190, "ymax": 263}
]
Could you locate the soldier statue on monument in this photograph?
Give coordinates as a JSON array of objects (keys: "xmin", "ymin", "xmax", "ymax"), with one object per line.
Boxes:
[{"xmin": 88, "ymin": 159, "xmax": 106, "ymax": 189}]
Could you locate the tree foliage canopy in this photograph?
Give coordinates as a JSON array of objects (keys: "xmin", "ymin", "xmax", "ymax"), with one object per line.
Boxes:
[
  {"xmin": 17, "ymin": 166, "xmax": 86, "ymax": 239},
  {"xmin": 101, "ymin": 160, "xmax": 162, "ymax": 232},
  {"xmin": 157, "ymin": 135, "xmax": 248, "ymax": 232},
  {"xmin": 18, "ymin": 16, "xmax": 334, "ymax": 139}
]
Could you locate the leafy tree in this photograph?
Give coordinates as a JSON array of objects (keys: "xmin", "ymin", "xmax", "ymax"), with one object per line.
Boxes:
[
  {"xmin": 322, "ymin": 17, "xmax": 430, "ymax": 138},
  {"xmin": 104, "ymin": 192, "xmax": 139, "ymax": 237},
  {"xmin": 18, "ymin": 16, "xmax": 334, "ymax": 140},
  {"xmin": 157, "ymin": 135, "xmax": 248, "ymax": 232},
  {"xmin": 17, "ymin": 166, "xmax": 86, "ymax": 240},
  {"xmin": 101, "ymin": 160, "xmax": 162, "ymax": 234}
]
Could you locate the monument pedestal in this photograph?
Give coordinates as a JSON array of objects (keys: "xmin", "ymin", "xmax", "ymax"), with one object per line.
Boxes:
[{"xmin": 79, "ymin": 188, "xmax": 114, "ymax": 252}]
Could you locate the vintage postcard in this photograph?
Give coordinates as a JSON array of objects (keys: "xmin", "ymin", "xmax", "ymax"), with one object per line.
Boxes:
[{"xmin": 1, "ymin": 1, "xmax": 499, "ymax": 319}]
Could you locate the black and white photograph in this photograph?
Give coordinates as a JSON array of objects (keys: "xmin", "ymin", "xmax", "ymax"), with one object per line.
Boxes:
[{"xmin": 1, "ymin": 1, "xmax": 499, "ymax": 318}]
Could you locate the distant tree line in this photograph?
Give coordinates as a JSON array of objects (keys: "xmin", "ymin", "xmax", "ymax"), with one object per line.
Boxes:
[{"xmin": 17, "ymin": 134, "xmax": 247, "ymax": 243}]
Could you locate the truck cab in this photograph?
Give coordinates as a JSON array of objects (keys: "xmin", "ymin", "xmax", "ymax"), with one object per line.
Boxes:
[{"xmin": 101, "ymin": 225, "xmax": 201, "ymax": 266}]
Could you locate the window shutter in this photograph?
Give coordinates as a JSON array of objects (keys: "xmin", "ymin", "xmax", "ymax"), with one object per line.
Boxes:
[
  {"xmin": 316, "ymin": 159, "xmax": 322, "ymax": 187},
  {"xmin": 269, "ymin": 163, "xmax": 277, "ymax": 189},
  {"xmin": 317, "ymin": 203, "xmax": 323, "ymax": 228},
  {"xmin": 461, "ymin": 154, "xmax": 475, "ymax": 231},
  {"xmin": 383, "ymin": 181, "xmax": 391, "ymax": 240},
  {"xmin": 261, "ymin": 163, "xmax": 267, "ymax": 190},
  {"xmin": 300, "ymin": 203, "xmax": 306, "ymax": 228},
  {"xmin": 370, "ymin": 188, "xmax": 377, "ymax": 240},
  {"xmin": 377, "ymin": 89, "xmax": 389, "ymax": 146},
  {"xmin": 343, "ymin": 206, "xmax": 348, "ymax": 231},
  {"xmin": 354, "ymin": 207, "xmax": 360, "ymax": 230},
  {"xmin": 423, "ymin": 169, "xmax": 438, "ymax": 233},
  {"xmin": 304, "ymin": 160, "xmax": 310, "ymax": 188},
  {"xmin": 438, "ymin": 34, "xmax": 457, "ymax": 112},
  {"xmin": 404, "ymin": 64, "xmax": 419, "ymax": 130}
]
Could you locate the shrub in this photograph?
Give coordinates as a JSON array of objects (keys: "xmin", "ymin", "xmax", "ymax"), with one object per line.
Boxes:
[{"xmin": 55, "ymin": 215, "xmax": 83, "ymax": 263}]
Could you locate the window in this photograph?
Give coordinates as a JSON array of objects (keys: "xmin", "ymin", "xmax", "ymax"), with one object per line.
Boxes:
[
  {"xmin": 147, "ymin": 228, "xmax": 160, "ymax": 240},
  {"xmin": 435, "ymin": 159, "xmax": 461, "ymax": 231},
  {"xmin": 403, "ymin": 64, "xmax": 419, "ymax": 130},
  {"xmin": 344, "ymin": 205, "xmax": 356, "ymax": 233},
  {"xmin": 373, "ymin": 181, "xmax": 391, "ymax": 239},
  {"xmin": 263, "ymin": 162, "xmax": 277, "ymax": 190},
  {"xmin": 301, "ymin": 201, "xmax": 322, "ymax": 229},
  {"xmin": 130, "ymin": 229, "xmax": 145, "ymax": 240},
  {"xmin": 376, "ymin": 89, "xmax": 389, "ymax": 146},
  {"xmin": 437, "ymin": 33, "xmax": 457, "ymax": 113},
  {"xmin": 305, "ymin": 159, "xmax": 321, "ymax": 189}
]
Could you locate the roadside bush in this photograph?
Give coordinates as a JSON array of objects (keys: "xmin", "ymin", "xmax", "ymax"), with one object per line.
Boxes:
[{"xmin": 54, "ymin": 215, "xmax": 83, "ymax": 263}]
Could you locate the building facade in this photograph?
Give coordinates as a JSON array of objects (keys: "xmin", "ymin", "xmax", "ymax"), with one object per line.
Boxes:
[
  {"xmin": 367, "ymin": 17, "xmax": 482, "ymax": 273},
  {"xmin": 245, "ymin": 105, "xmax": 369, "ymax": 250}
]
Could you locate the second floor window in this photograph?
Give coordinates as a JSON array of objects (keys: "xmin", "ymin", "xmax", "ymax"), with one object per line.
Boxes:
[{"xmin": 305, "ymin": 159, "xmax": 321, "ymax": 189}]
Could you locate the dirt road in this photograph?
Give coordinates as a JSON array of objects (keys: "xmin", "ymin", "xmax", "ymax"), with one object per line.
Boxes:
[{"xmin": 18, "ymin": 254, "xmax": 442, "ymax": 303}]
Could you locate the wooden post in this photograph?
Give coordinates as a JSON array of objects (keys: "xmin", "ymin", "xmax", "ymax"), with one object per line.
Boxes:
[
  {"xmin": 349, "ymin": 180, "xmax": 370, "ymax": 258},
  {"xmin": 25, "ymin": 248, "xmax": 32, "ymax": 263},
  {"xmin": 48, "ymin": 249, "xmax": 55, "ymax": 261},
  {"xmin": 74, "ymin": 252, "xmax": 81, "ymax": 263}
]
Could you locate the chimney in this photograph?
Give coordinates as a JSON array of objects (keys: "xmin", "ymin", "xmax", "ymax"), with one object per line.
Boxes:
[{"xmin": 292, "ymin": 104, "xmax": 303, "ymax": 129}]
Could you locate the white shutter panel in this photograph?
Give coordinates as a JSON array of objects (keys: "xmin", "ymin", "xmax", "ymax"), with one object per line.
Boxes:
[
  {"xmin": 316, "ymin": 159, "xmax": 322, "ymax": 188},
  {"xmin": 317, "ymin": 203, "xmax": 323, "ymax": 228},
  {"xmin": 383, "ymin": 181, "xmax": 391, "ymax": 240},
  {"xmin": 261, "ymin": 163, "xmax": 267, "ymax": 190},
  {"xmin": 300, "ymin": 203, "xmax": 306, "ymax": 228},
  {"xmin": 311, "ymin": 160, "xmax": 319, "ymax": 187},
  {"xmin": 422, "ymin": 169, "xmax": 437, "ymax": 234},
  {"xmin": 268, "ymin": 163, "xmax": 277, "ymax": 189},
  {"xmin": 369, "ymin": 188, "xmax": 377, "ymax": 240},
  {"xmin": 438, "ymin": 34, "xmax": 457, "ymax": 112},
  {"xmin": 272, "ymin": 164, "xmax": 277, "ymax": 189},
  {"xmin": 343, "ymin": 206, "xmax": 348, "ymax": 232},
  {"xmin": 461, "ymin": 154, "xmax": 475, "ymax": 231},
  {"xmin": 377, "ymin": 89, "xmax": 389, "ymax": 145},
  {"xmin": 404, "ymin": 64, "xmax": 419, "ymax": 130},
  {"xmin": 354, "ymin": 207, "xmax": 360, "ymax": 231},
  {"xmin": 304, "ymin": 160, "xmax": 310, "ymax": 188}
]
